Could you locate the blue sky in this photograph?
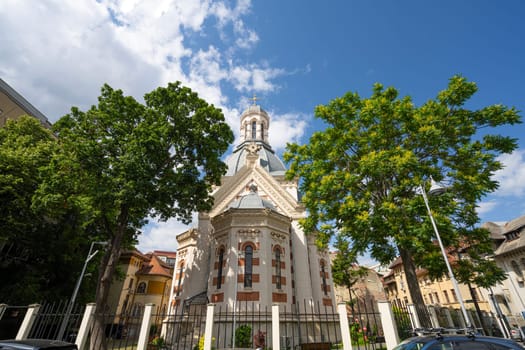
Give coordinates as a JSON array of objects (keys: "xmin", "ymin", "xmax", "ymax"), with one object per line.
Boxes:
[{"xmin": 1, "ymin": 0, "xmax": 524, "ymax": 254}]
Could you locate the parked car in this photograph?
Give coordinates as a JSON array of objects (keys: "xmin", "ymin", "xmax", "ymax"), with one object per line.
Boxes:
[
  {"xmin": 394, "ymin": 333, "xmax": 525, "ymax": 350},
  {"xmin": 0, "ymin": 339, "xmax": 77, "ymax": 350}
]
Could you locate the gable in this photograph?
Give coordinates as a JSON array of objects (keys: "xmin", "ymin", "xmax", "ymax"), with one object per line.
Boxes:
[{"xmin": 210, "ymin": 164, "xmax": 302, "ymax": 218}]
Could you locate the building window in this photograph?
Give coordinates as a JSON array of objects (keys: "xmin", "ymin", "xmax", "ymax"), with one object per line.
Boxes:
[
  {"xmin": 443, "ymin": 290, "xmax": 450, "ymax": 304},
  {"xmin": 451, "ymin": 289, "xmax": 457, "ymax": 302},
  {"xmin": 251, "ymin": 121, "xmax": 257, "ymax": 139},
  {"xmin": 320, "ymin": 260, "xmax": 328, "ymax": 296},
  {"xmin": 176, "ymin": 262, "xmax": 184, "ymax": 296},
  {"xmin": 137, "ymin": 282, "xmax": 146, "ymax": 294},
  {"xmin": 244, "ymin": 245, "xmax": 253, "ymax": 288},
  {"xmin": 217, "ymin": 248, "xmax": 225, "ymax": 289},
  {"xmin": 275, "ymin": 248, "xmax": 282, "ymax": 289},
  {"xmin": 260, "ymin": 123, "xmax": 264, "ymax": 140}
]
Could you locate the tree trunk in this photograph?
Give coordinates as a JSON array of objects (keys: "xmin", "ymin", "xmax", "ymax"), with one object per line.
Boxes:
[
  {"xmin": 90, "ymin": 214, "xmax": 127, "ymax": 350},
  {"xmin": 398, "ymin": 246, "xmax": 432, "ymax": 328}
]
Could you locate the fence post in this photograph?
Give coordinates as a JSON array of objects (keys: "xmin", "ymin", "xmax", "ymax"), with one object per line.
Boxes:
[
  {"xmin": 15, "ymin": 304, "xmax": 40, "ymax": 340},
  {"xmin": 271, "ymin": 304, "xmax": 280, "ymax": 350},
  {"xmin": 137, "ymin": 303, "xmax": 155, "ymax": 350},
  {"xmin": 204, "ymin": 304, "xmax": 215, "ymax": 350},
  {"xmin": 75, "ymin": 303, "xmax": 96, "ymax": 350},
  {"xmin": 407, "ymin": 304, "xmax": 421, "ymax": 329},
  {"xmin": 378, "ymin": 301, "xmax": 400, "ymax": 350},
  {"xmin": 337, "ymin": 303, "xmax": 352, "ymax": 350},
  {"xmin": 427, "ymin": 305, "xmax": 440, "ymax": 328}
]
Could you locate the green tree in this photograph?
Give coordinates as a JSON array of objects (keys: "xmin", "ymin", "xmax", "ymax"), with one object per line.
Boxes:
[
  {"xmin": 285, "ymin": 76, "xmax": 520, "ymax": 324},
  {"xmin": 0, "ymin": 116, "xmax": 97, "ymax": 304},
  {"xmin": 34, "ymin": 82, "xmax": 233, "ymax": 348},
  {"xmin": 331, "ymin": 239, "xmax": 368, "ymax": 300}
]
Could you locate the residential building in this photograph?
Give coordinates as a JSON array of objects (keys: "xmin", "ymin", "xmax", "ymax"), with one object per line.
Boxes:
[
  {"xmin": 106, "ymin": 249, "xmax": 175, "ymax": 337},
  {"xmin": 481, "ymin": 217, "xmax": 525, "ymax": 331},
  {"xmin": 382, "ymin": 256, "xmax": 492, "ymax": 316}
]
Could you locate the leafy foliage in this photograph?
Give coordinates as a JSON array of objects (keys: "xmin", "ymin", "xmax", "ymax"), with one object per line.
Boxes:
[
  {"xmin": 234, "ymin": 324, "xmax": 252, "ymax": 348},
  {"xmin": 0, "ymin": 116, "xmax": 97, "ymax": 304},
  {"xmin": 33, "ymin": 82, "xmax": 233, "ymax": 347},
  {"xmin": 285, "ymin": 76, "xmax": 520, "ymax": 308}
]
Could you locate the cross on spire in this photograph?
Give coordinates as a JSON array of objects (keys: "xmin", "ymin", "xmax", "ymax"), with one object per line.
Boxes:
[{"xmin": 251, "ymin": 94, "xmax": 258, "ymax": 106}]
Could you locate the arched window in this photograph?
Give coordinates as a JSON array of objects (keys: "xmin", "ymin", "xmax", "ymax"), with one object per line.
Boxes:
[
  {"xmin": 275, "ymin": 248, "xmax": 282, "ymax": 289},
  {"xmin": 260, "ymin": 123, "xmax": 264, "ymax": 140},
  {"xmin": 176, "ymin": 262, "xmax": 184, "ymax": 296},
  {"xmin": 244, "ymin": 245, "xmax": 253, "ymax": 287},
  {"xmin": 137, "ymin": 282, "xmax": 146, "ymax": 294},
  {"xmin": 251, "ymin": 121, "xmax": 257, "ymax": 139},
  {"xmin": 217, "ymin": 247, "xmax": 225, "ymax": 289},
  {"xmin": 320, "ymin": 261, "xmax": 328, "ymax": 296}
]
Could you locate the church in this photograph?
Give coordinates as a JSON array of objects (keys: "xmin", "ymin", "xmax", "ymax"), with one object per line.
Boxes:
[{"xmin": 168, "ymin": 102, "xmax": 335, "ymax": 310}]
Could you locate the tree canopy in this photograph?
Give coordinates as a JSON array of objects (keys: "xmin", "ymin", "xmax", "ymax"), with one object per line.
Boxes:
[
  {"xmin": 285, "ymin": 76, "xmax": 520, "ymax": 317},
  {"xmin": 0, "ymin": 116, "xmax": 98, "ymax": 304},
  {"xmin": 33, "ymin": 82, "xmax": 233, "ymax": 347}
]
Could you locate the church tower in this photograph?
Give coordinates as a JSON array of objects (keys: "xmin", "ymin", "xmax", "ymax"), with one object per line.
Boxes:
[{"xmin": 169, "ymin": 102, "xmax": 335, "ymax": 310}]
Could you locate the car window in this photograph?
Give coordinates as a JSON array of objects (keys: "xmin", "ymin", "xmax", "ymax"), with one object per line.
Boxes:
[
  {"xmin": 488, "ymin": 342, "xmax": 521, "ymax": 350},
  {"xmin": 427, "ymin": 341, "xmax": 495, "ymax": 350},
  {"xmin": 427, "ymin": 342, "xmax": 454, "ymax": 350}
]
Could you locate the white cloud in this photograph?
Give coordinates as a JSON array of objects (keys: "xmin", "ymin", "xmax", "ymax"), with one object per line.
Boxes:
[
  {"xmin": 0, "ymin": 0, "xmax": 309, "ymax": 253},
  {"xmin": 269, "ymin": 112, "xmax": 310, "ymax": 151},
  {"xmin": 476, "ymin": 200, "xmax": 499, "ymax": 216},
  {"xmin": 493, "ymin": 149, "xmax": 525, "ymax": 197},
  {"xmin": 137, "ymin": 213, "xmax": 198, "ymax": 253}
]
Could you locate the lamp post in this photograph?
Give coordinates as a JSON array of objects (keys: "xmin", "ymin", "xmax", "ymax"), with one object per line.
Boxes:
[
  {"xmin": 420, "ymin": 178, "xmax": 473, "ymax": 329},
  {"xmin": 57, "ymin": 241, "xmax": 108, "ymax": 341}
]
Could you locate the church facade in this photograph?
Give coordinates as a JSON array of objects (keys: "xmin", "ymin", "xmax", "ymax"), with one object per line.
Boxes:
[{"xmin": 168, "ymin": 104, "xmax": 335, "ymax": 310}]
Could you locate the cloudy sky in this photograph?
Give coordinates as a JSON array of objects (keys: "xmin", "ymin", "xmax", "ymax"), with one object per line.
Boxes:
[{"xmin": 1, "ymin": 0, "xmax": 524, "ymax": 254}]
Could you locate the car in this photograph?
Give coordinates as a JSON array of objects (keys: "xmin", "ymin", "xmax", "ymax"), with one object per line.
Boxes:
[
  {"xmin": 393, "ymin": 333, "xmax": 525, "ymax": 350},
  {"xmin": 0, "ymin": 339, "xmax": 77, "ymax": 350}
]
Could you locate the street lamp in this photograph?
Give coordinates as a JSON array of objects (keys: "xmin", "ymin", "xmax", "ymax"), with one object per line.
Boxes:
[
  {"xmin": 57, "ymin": 241, "xmax": 108, "ymax": 340},
  {"xmin": 420, "ymin": 178, "xmax": 473, "ymax": 329}
]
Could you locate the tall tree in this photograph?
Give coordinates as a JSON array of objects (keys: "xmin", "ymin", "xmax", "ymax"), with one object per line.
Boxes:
[
  {"xmin": 285, "ymin": 76, "xmax": 520, "ymax": 324},
  {"xmin": 34, "ymin": 82, "xmax": 233, "ymax": 348},
  {"xmin": 0, "ymin": 116, "xmax": 96, "ymax": 304}
]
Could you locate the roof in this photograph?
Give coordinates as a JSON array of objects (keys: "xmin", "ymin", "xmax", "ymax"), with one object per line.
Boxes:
[
  {"xmin": 225, "ymin": 142, "xmax": 286, "ymax": 176},
  {"xmin": 483, "ymin": 215, "xmax": 525, "ymax": 256},
  {"xmin": 0, "ymin": 78, "xmax": 51, "ymax": 128},
  {"xmin": 229, "ymin": 184, "xmax": 276, "ymax": 210},
  {"xmin": 136, "ymin": 254, "xmax": 172, "ymax": 278}
]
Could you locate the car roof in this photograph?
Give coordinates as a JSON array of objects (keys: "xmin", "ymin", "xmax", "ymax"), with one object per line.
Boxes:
[
  {"xmin": 401, "ymin": 335, "xmax": 524, "ymax": 349},
  {"xmin": 0, "ymin": 339, "xmax": 77, "ymax": 350}
]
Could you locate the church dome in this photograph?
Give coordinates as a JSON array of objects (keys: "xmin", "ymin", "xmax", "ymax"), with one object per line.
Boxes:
[
  {"xmin": 229, "ymin": 184, "xmax": 276, "ymax": 210},
  {"xmin": 225, "ymin": 142, "xmax": 286, "ymax": 176}
]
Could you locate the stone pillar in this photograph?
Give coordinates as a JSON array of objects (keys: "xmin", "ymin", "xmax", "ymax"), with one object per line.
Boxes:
[
  {"xmin": 272, "ymin": 304, "xmax": 280, "ymax": 350},
  {"xmin": 16, "ymin": 304, "xmax": 40, "ymax": 340},
  {"xmin": 75, "ymin": 303, "xmax": 96, "ymax": 350},
  {"xmin": 137, "ymin": 304, "xmax": 155, "ymax": 350},
  {"xmin": 378, "ymin": 301, "xmax": 400, "ymax": 350},
  {"xmin": 204, "ymin": 304, "xmax": 215, "ymax": 350},
  {"xmin": 337, "ymin": 303, "xmax": 352, "ymax": 350}
]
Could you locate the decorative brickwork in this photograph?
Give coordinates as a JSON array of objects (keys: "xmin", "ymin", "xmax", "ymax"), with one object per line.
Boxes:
[
  {"xmin": 211, "ymin": 293, "xmax": 224, "ymax": 302},
  {"xmin": 237, "ymin": 291, "xmax": 260, "ymax": 301},
  {"xmin": 272, "ymin": 292, "xmax": 287, "ymax": 302},
  {"xmin": 322, "ymin": 298, "xmax": 333, "ymax": 306}
]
